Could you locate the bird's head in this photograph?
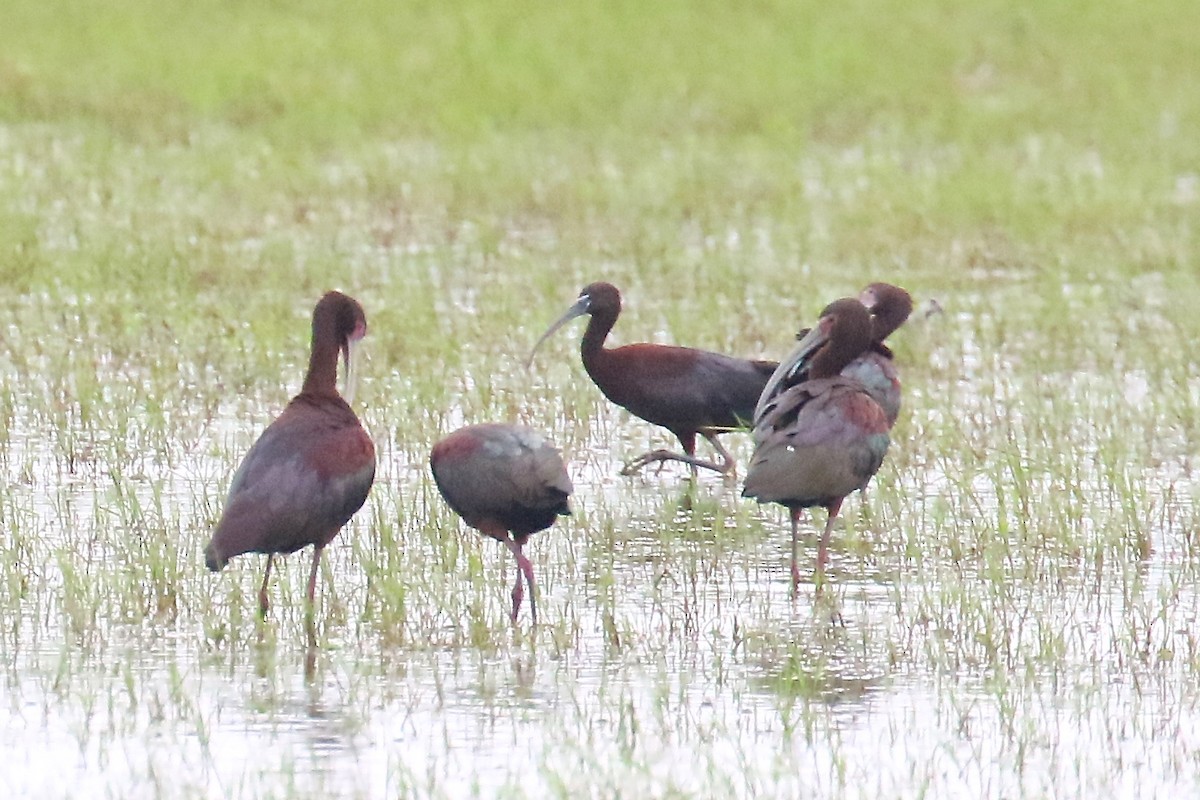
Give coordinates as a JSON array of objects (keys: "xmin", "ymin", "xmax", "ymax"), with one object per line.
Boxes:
[
  {"xmin": 313, "ymin": 291, "xmax": 368, "ymax": 402},
  {"xmin": 754, "ymin": 297, "xmax": 876, "ymax": 420},
  {"xmin": 858, "ymin": 282, "xmax": 913, "ymax": 343},
  {"xmin": 526, "ymin": 281, "xmax": 622, "ymax": 368}
]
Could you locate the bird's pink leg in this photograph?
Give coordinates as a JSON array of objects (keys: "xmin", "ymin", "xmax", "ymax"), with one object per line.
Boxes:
[
  {"xmin": 258, "ymin": 554, "xmax": 275, "ymax": 618},
  {"xmin": 505, "ymin": 539, "xmax": 538, "ymax": 624},
  {"xmin": 815, "ymin": 499, "xmax": 843, "ymax": 591},
  {"xmin": 684, "ymin": 437, "xmax": 699, "ymax": 480},
  {"xmin": 305, "ymin": 545, "xmax": 324, "ymax": 646},
  {"xmin": 700, "ymin": 432, "xmax": 736, "ymax": 475},
  {"xmin": 789, "ymin": 507, "xmax": 803, "ymax": 595},
  {"xmin": 510, "ymin": 564, "xmax": 524, "ymax": 621}
]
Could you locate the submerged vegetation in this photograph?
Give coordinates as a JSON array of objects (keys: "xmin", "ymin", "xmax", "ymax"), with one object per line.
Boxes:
[{"xmin": 1, "ymin": 0, "xmax": 1199, "ymax": 797}]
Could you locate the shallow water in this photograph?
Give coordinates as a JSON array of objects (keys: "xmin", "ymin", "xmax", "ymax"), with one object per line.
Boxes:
[{"xmin": 3, "ymin": 364, "xmax": 1200, "ymax": 799}]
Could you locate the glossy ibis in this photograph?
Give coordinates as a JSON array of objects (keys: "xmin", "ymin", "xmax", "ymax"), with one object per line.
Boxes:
[
  {"xmin": 755, "ymin": 282, "xmax": 912, "ymax": 426},
  {"xmin": 528, "ymin": 281, "xmax": 777, "ymax": 476},
  {"xmin": 845, "ymin": 282, "xmax": 913, "ymax": 425},
  {"xmin": 430, "ymin": 423, "xmax": 573, "ymax": 624},
  {"xmin": 743, "ymin": 298, "xmax": 890, "ymax": 592},
  {"xmin": 204, "ymin": 291, "xmax": 376, "ymax": 643}
]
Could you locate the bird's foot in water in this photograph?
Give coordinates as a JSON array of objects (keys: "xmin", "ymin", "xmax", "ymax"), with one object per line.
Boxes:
[{"xmin": 812, "ymin": 579, "xmax": 845, "ymax": 626}]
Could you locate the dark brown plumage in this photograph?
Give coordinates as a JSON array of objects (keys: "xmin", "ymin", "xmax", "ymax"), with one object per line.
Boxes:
[
  {"xmin": 847, "ymin": 282, "xmax": 913, "ymax": 426},
  {"xmin": 528, "ymin": 281, "xmax": 777, "ymax": 476},
  {"xmin": 205, "ymin": 291, "xmax": 376, "ymax": 643},
  {"xmin": 756, "ymin": 282, "xmax": 912, "ymax": 426},
  {"xmin": 744, "ymin": 298, "xmax": 890, "ymax": 593}
]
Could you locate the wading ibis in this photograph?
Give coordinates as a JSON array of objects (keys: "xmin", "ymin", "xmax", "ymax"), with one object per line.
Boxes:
[
  {"xmin": 743, "ymin": 298, "xmax": 890, "ymax": 592},
  {"xmin": 528, "ymin": 281, "xmax": 777, "ymax": 476},
  {"xmin": 755, "ymin": 282, "xmax": 912, "ymax": 426},
  {"xmin": 204, "ymin": 291, "xmax": 376, "ymax": 643},
  {"xmin": 430, "ymin": 423, "xmax": 573, "ymax": 624}
]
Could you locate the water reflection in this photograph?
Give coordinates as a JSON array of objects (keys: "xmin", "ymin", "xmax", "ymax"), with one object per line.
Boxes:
[{"xmin": 204, "ymin": 648, "xmax": 379, "ymax": 797}]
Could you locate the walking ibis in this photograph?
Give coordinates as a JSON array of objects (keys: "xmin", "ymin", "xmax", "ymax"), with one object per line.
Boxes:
[{"xmin": 528, "ymin": 281, "xmax": 777, "ymax": 476}]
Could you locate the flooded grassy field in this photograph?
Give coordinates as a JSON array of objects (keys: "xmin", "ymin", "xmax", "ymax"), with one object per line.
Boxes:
[{"xmin": 3, "ymin": 1, "xmax": 1200, "ymax": 797}]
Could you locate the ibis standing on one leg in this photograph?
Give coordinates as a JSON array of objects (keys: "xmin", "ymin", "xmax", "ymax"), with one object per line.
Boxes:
[
  {"xmin": 743, "ymin": 298, "xmax": 890, "ymax": 594},
  {"xmin": 204, "ymin": 291, "xmax": 376, "ymax": 645},
  {"xmin": 528, "ymin": 281, "xmax": 777, "ymax": 477},
  {"xmin": 430, "ymin": 423, "xmax": 573, "ymax": 624}
]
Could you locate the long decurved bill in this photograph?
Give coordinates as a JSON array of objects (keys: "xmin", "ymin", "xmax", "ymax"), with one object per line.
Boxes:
[
  {"xmin": 342, "ymin": 322, "xmax": 368, "ymax": 404},
  {"xmin": 753, "ymin": 318, "xmax": 831, "ymax": 421},
  {"xmin": 525, "ymin": 295, "xmax": 592, "ymax": 369}
]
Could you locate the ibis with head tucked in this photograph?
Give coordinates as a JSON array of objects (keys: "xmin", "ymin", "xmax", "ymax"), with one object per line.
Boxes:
[
  {"xmin": 743, "ymin": 297, "xmax": 890, "ymax": 593},
  {"xmin": 430, "ymin": 423, "xmax": 573, "ymax": 624},
  {"xmin": 844, "ymin": 282, "xmax": 913, "ymax": 426},
  {"xmin": 528, "ymin": 281, "xmax": 777, "ymax": 476},
  {"xmin": 204, "ymin": 291, "xmax": 376, "ymax": 643},
  {"xmin": 755, "ymin": 282, "xmax": 912, "ymax": 427}
]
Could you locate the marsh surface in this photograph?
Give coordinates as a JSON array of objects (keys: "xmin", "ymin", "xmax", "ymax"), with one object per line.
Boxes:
[{"xmin": 3, "ymin": 1, "xmax": 1200, "ymax": 796}]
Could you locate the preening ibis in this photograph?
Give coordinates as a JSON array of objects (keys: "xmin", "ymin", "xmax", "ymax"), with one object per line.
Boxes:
[
  {"xmin": 743, "ymin": 298, "xmax": 890, "ymax": 592},
  {"xmin": 204, "ymin": 291, "xmax": 376, "ymax": 643},
  {"xmin": 845, "ymin": 282, "xmax": 913, "ymax": 426},
  {"xmin": 528, "ymin": 281, "xmax": 777, "ymax": 476},
  {"xmin": 755, "ymin": 282, "xmax": 912, "ymax": 426},
  {"xmin": 430, "ymin": 423, "xmax": 573, "ymax": 624}
]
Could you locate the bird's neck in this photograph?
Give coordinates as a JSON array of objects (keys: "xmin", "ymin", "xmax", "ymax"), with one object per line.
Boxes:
[
  {"xmin": 810, "ymin": 333, "xmax": 870, "ymax": 380},
  {"xmin": 579, "ymin": 312, "xmax": 616, "ymax": 367},
  {"xmin": 872, "ymin": 297, "xmax": 913, "ymax": 343},
  {"xmin": 301, "ymin": 334, "xmax": 342, "ymax": 398}
]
